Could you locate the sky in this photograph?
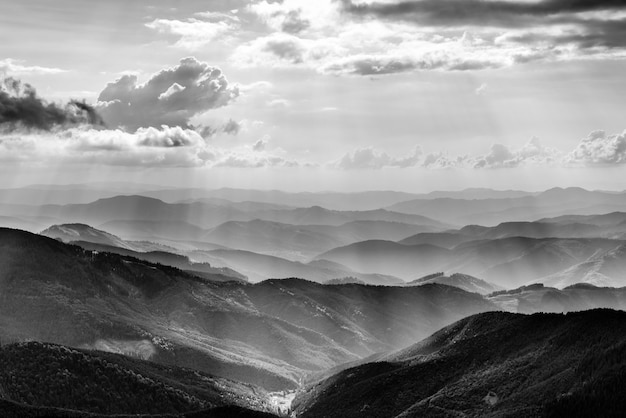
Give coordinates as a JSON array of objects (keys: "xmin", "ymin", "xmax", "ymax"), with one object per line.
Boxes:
[{"xmin": 1, "ymin": 0, "xmax": 626, "ymax": 192}]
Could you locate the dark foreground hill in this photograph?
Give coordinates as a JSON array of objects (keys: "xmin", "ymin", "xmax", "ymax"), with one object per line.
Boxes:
[
  {"xmin": 0, "ymin": 341, "xmax": 276, "ymax": 417},
  {"xmin": 293, "ymin": 309, "xmax": 626, "ymax": 418},
  {"xmin": 0, "ymin": 401, "xmax": 276, "ymax": 418}
]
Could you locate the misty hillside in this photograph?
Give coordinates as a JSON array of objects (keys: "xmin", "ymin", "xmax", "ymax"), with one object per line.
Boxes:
[
  {"xmin": 407, "ymin": 272, "xmax": 502, "ymax": 295},
  {"xmin": 319, "ymin": 236, "xmax": 626, "ymax": 287},
  {"xmin": 100, "ymin": 219, "xmax": 209, "ymax": 241},
  {"xmin": 41, "ymin": 223, "xmax": 138, "ymax": 250},
  {"xmin": 0, "ymin": 228, "xmax": 494, "ymax": 391},
  {"xmin": 388, "ymin": 188, "xmax": 626, "ymax": 225},
  {"xmin": 199, "ymin": 248, "xmax": 403, "ymax": 285},
  {"xmin": 538, "ymin": 244, "xmax": 626, "ymax": 288},
  {"xmin": 293, "ymin": 309, "xmax": 626, "ymax": 418}
]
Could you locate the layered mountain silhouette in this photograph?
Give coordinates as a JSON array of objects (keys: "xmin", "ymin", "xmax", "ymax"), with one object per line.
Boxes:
[
  {"xmin": 2, "ymin": 185, "xmax": 626, "ymax": 416},
  {"xmin": 318, "ymin": 237, "xmax": 626, "ymax": 287},
  {"xmin": 387, "ymin": 187, "xmax": 626, "ymax": 225},
  {"xmin": 407, "ymin": 272, "xmax": 502, "ymax": 294},
  {"xmin": 0, "ymin": 228, "xmax": 495, "ymax": 392}
]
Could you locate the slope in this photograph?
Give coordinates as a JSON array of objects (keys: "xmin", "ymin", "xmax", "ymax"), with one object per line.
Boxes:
[{"xmin": 293, "ymin": 309, "xmax": 626, "ymax": 418}]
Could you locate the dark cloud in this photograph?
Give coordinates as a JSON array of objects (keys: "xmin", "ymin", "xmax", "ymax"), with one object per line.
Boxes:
[
  {"xmin": 262, "ymin": 37, "xmax": 305, "ymax": 63},
  {"xmin": 338, "ymin": 0, "xmax": 626, "ymax": 67},
  {"xmin": 97, "ymin": 57, "xmax": 239, "ymax": 132},
  {"xmin": 0, "ymin": 77, "xmax": 104, "ymax": 131},
  {"xmin": 281, "ymin": 10, "xmax": 311, "ymax": 34},
  {"xmin": 222, "ymin": 119, "xmax": 241, "ymax": 135},
  {"xmin": 341, "ymin": 0, "xmax": 626, "ymax": 27},
  {"xmin": 322, "ymin": 54, "xmax": 503, "ymax": 75}
]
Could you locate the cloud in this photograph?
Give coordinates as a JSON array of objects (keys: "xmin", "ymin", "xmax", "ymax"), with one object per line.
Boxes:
[
  {"xmin": 145, "ymin": 13, "xmax": 237, "ymax": 50},
  {"xmin": 470, "ymin": 137, "xmax": 562, "ymax": 168},
  {"xmin": 97, "ymin": 57, "xmax": 239, "ymax": 132},
  {"xmin": 230, "ymin": 0, "xmax": 626, "ymax": 75},
  {"xmin": 0, "ymin": 125, "xmax": 214, "ymax": 167},
  {"xmin": 222, "ymin": 119, "xmax": 241, "ymax": 135},
  {"xmin": 331, "ymin": 137, "xmax": 568, "ymax": 170},
  {"xmin": 567, "ymin": 130, "xmax": 626, "ymax": 165},
  {"xmin": 340, "ymin": 0, "xmax": 626, "ymax": 27},
  {"xmin": 475, "ymin": 83, "xmax": 488, "ymax": 95},
  {"xmin": 0, "ymin": 59, "xmax": 67, "ymax": 76},
  {"xmin": 334, "ymin": 145, "xmax": 422, "ymax": 169},
  {"xmin": 253, "ymin": 137, "xmax": 268, "ymax": 151},
  {"xmin": 0, "ymin": 77, "xmax": 103, "ymax": 131}
]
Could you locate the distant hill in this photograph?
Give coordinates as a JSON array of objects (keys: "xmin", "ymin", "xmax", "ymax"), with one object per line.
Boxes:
[
  {"xmin": 539, "ymin": 244, "xmax": 626, "ymax": 288},
  {"xmin": 202, "ymin": 219, "xmax": 435, "ymax": 261},
  {"xmin": 487, "ymin": 283, "xmax": 626, "ymax": 313},
  {"xmin": 388, "ymin": 187, "xmax": 626, "ymax": 225},
  {"xmin": 41, "ymin": 223, "xmax": 138, "ymax": 250},
  {"xmin": 140, "ymin": 188, "xmax": 421, "ymax": 211},
  {"xmin": 293, "ymin": 309, "xmax": 626, "ymax": 418},
  {"xmin": 407, "ymin": 272, "xmax": 502, "ymax": 294},
  {"xmin": 318, "ymin": 236, "xmax": 625, "ymax": 287},
  {"xmin": 99, "ymin": 219, "xmax": 208, "ymax": 241},
  {"xmin": 199, "ymin": 248, "xmax": 403, "ymax": 285},
  {"xmin": 72, "ymin": 241, "xmax": 247, "ymax": 283},
  {"xmin": 39, "ymin": 224, "xmax": 246, "ymax": 282}
]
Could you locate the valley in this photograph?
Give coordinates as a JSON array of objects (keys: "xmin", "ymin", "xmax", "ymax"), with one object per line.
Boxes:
[{"xmin": 2, "ymin": 185, "xmax": 626, "ymax": 417}]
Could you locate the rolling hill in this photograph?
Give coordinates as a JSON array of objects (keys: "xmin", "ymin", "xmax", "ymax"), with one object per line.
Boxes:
[
  {"xmin": 535, "ymin": 244, "xmax": 626, "ymax": 288},
  {"xmin": 0, "ymin": 341, "xmax": 276, "ymax": 416},
  {"xmin": 41, "ymin": 223, "xmax": 138, "ymax": 250},
  {"xmin": 0, "ymin": 228, "xmax": 494, "ymax": 392},
  {"xmin": 487, "ymin": 283, "xmax": 626, "ymax": 313},
  {"xmin": 407, "ymin": 272, "xmax": 502, "ymax": 295},
  {"xmin": 293, "ymin": 309, "xmax": 626, "ymax": 418},
  {"xmin": 388, "ymin": 188, "xmax": 626, "ymax": 225},
  {"xmin": 318, "ymin": 236, "xmax": 625, "ymax": 287}
]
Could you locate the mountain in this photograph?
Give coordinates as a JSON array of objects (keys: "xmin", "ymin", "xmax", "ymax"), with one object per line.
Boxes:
[
  {"xmin": 398, "ymin": 231, "xmax": 475, "ymax": 248},
  {"xmin": 39, "ymin": 223, "xmax": 246, "ymax": 282},
  {"xmin": 199, "ymin": 248, "xmax": 403, "ymax": 285},
  {"xmin": 36, "ymin": 196, "xmax": 252, "ymax": 229},
  {"xmin": 71, "ymin": 241, "xmax": 247, "ymax": 283},
  {"xmin": 388, "ymin": 188, "xmax": 626, "ymax": 225},
  {"xmin": 407, "ymin": 272, "xmax": 502, "ymax": 295},
  {"xmin": 488, "ymin": 283, "xmax": 626, "ymax": 313},
  {"xmin": 449, "ymin": 237, "xmax": 623, "ymax": 288},
  {"xmin": 400, "ymin": 213, "xmax": 626, "ymax": 249},
  {"xmin": 100, "ymin": 219, "xmax": 208, "ymax": 241},
  {"xmin": 177, "ymin": 197, "xmax": 296, "ymax": 212},
  {"xmin": 319, "ymin": 236, "xmax": 625, "ymax": 287},
  {"xmin": 203, "ymin": 220, "xmax": 344, "ymax": 261},
  {"xmin": 538, "ymin": 211, "xmax": 626, "ymax": 226},
  {"xmin": 417, "ymin": 188, "xmax": 536, "ymax": 200},
  {"xmin": 41, "ymin": 223, "xmax": 138, "ymax": 250},
  {"xmin": 0, "ymin": 215, "xmax": 48, "ymax": 233},
  {"xmin": 538, "ymin": 243, "xmax": 626, "ymax": 288},
  {"xmin": 0, "ymin": 228, "xmax": 494, "ymax": 391},
  {"xmin": 0, "ymin": 341, "xmax": 277, "ymax": 416},
  {"xmin": 254, "ymin": 206, "xmax": 448, "ymax": 228},
  {"xmin": 2, "ymin": 196, "xmax": 448, "ymax": 244},
  {"xmin": 316, "ymin": 240, "xmax": 450, "ymax": 280},
  {"xmin": 141, "ymin": 188, "xmax": 421, "ymax": 211},
  {"xmin": 293, "ymin": 309, "xmax": 626, "ymax": 418},
  {"xmin": 202, "ymin": 219, "xmax": 434, "ymax": 261}
]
